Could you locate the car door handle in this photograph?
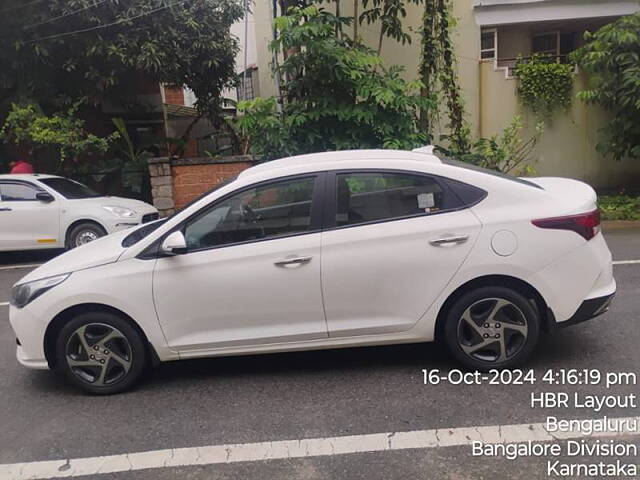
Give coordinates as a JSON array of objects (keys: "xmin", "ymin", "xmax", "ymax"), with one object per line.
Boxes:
[
  {"xmin": 0, "ymin": 207, "xmax": 12, "ymax": 212},
  {"xmin": 274, "ymin": 255, "xmax": 313, "ymax": 267},
  {"xmin": 429, "ymin": 235, "xmax": 469, "ymax": 246}
]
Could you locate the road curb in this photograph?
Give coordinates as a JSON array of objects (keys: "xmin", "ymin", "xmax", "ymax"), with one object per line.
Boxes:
[{"xmin": 602, "ymin": 220, "xmax": 640, "ymax": 230}]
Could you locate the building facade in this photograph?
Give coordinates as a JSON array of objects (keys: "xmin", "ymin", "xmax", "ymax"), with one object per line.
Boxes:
[{"xmin": 252, "ymin": 0, "xmax": 640, "ymax": 189}]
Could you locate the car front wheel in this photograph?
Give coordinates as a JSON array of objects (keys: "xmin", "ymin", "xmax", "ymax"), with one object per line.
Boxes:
[
  {"xmin": 67, "ymin": 222, "xmax": 107, "ymax": 249},
  {"xmin": 55, "ymin": 312, "xmax": 147, "ymax": 395},
  {"xmin": 444, "ymin": 286, "xmax": 540, "ymax": 370}
]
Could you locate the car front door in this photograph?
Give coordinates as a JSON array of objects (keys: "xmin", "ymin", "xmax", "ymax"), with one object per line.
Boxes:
[
  {"xmin": 152, "ymin": 174, "xmax": 328, "ymax": 353},
  {"xmin": 320, "ymin": 170, "xmax": 482, "ymax": 337},
  {"xmin": 0, "ymin": 180, "xmax": 61, "ymax": 250}
]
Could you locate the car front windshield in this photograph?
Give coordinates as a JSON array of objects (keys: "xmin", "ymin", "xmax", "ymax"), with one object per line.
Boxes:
[{"xmin": 39, "ymin": 177, "xmax": 103, "ymax": 199}]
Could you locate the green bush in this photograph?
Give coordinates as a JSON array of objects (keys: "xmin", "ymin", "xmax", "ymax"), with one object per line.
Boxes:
[
  {"xmin": 436, "ymin": 116, "xmax": 543, "ymax": 175},
  {"xmin": 598, "ymin": 194, "xmax": 640, "ymax": 221},
  {"xmin": 514, "ymin": 54, "xmax": 574, "ymax": 118}
]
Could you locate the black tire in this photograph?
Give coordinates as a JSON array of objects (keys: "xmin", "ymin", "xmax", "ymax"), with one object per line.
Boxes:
[
  {"xmin": 54, "ymin": 311, "xmax": 147, "ymax": 395},
  {"xmin": 66, "ymin": 222, "xmax": 107, "ymax": 249},
  {"xmin": 443, "ymin": 286, "xmax": 540, "ymax": 371}
]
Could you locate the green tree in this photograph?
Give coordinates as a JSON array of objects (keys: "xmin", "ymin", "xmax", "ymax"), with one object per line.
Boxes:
[
  {"xmin": 360, "ymin": 0, "xmax": 422, "ymax": 55},
  {"xmin": 1, "ymin": 103, "xmax": 118, "ymax": 171},
  {"xmin": 571, "ymin": 13, "xmax": 640, "ymax": 160},
  {"xmin": 0, "ymin": 0, "xmax": 243, "ymax": 118},
  {"xmin": 237, "ymin": 6, "xmax": 433, "ymax": 160}
]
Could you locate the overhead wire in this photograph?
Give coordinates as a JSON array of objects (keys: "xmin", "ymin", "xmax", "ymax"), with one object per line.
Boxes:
[
  {"xmin": 24, "ymin": 0, "xmax": 111, "ymax": 30},
  {"xmin": 26, "ymin": 0, "xmax": 192, "ymax": 44}
]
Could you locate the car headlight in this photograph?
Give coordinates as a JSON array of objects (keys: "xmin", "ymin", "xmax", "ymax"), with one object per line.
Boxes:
[
  {"xmin": 102, "ymin": 205, "xmax": 137, "ymax": 218},
  {"xmin": 10, "ymin": 274, "xmax": 70, "ymax": 309}
]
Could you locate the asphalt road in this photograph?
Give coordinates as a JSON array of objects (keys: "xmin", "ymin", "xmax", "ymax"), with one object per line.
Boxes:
[{"xmin": 0, "ymin": 227, "xmax": 638, "ymax": 479}]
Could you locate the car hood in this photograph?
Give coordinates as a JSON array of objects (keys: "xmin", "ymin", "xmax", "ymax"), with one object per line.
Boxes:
[{"xmin": 16, "ymin": 229, "xmax": 133, "ymax": 285}]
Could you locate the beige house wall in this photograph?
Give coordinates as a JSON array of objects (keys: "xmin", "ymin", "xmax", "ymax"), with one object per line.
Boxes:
[
  {"xmin": 253, "ymin": 0, "xmax": 279, "ymax": 99},
  {"xmin": 252, "ymin": 0, "xmax": 639, "ymax": 189},
  {"xmin": 480, "ymin": 62, "xmax": 640, "ymax": 188}
]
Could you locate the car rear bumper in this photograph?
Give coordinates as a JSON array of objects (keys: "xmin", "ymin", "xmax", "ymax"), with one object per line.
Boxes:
[{"xmin": 553, "ymin": 292, "xmax": 615, "ymax": 329}]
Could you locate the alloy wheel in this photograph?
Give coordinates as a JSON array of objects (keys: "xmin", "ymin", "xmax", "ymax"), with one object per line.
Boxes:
[
  {"xmin": 75, "ymin": 230, "xmax": 99, "ymax": 246},
  {"xmin": 457, "ymin": 298, "xmax": 529, "ymax": 364},
  {"xmin": 65, "ymin": 323, "xmax": 133, "ymax": 387}
]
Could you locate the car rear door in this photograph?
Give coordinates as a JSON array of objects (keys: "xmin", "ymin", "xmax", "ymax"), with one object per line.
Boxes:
[
  {"xmin": 152, "ymin": 173, "xmax": 329, "ymax": 352},
  {"xmin": 320, "ymin": 170, "xmax": 482, "ymax": 337},
  {"xmin": 0, "ymin": 180, "xmax": 61, "ymax": 250}
]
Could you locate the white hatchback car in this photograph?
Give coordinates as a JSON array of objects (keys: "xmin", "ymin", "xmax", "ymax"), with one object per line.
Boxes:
[
  {"xmin": 0, "ymin": 174, "xmax": 158, "ymax": 251},
  {"xmin": 9, "ymin": 150, "xmax": 615, "ymax": 394}
]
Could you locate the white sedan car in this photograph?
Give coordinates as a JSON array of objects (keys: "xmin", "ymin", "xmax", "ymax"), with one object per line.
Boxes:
[
  {"xmin": 9, "ymin": 150, "xmax": 615, "ymax": 394},
  {"xmin": 0, "ymin": 174, "xmax": 158, "ymax": 250}
]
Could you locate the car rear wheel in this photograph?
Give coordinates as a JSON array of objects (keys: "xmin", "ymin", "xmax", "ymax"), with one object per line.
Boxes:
[
  {"xmin": 444, "ymin": 287, "xmax": 540, "ymax": 370},
  {"xmin": 55, "ymin": 312, "xmax": 147, "ymax": 395},
  {"xmin": 67, "ymin": 222, "xmax": 107, "ymax": 249}
]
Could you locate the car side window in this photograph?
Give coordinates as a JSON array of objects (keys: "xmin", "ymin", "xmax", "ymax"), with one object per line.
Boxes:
[
  {"xmin": 0, "ymin": 182, "xmax": 40, "ymax": 201},
  {"xmin": 185, "ymin": 176, "xmax": 317, "ymax": 250},
  {"xmin": 335, "ymin": 172, "xmax": 460, "ymax": 227}
]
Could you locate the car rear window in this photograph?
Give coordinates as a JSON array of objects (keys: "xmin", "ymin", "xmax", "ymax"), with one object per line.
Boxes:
[
  {"xmin": 334, "ymin": 171, "xmax": 462, "ymax": 227},
  {"xmin": 441, "ymin": 158, "xmax": 543, "ymax": 190}
]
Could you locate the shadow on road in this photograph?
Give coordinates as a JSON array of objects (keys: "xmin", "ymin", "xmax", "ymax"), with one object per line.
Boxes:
[{"xmin": 0, "ymin": 250, "xmax": 64, "ymax": 266}]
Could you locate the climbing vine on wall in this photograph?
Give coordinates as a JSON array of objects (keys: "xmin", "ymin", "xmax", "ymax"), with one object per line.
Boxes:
[
  {"xmin": 419, "ymin": 0, "xmax": 470, "ymax": 152},
  {"xmin": 513, "ymin": 54, "xmax": 574, "ymax": 119}
]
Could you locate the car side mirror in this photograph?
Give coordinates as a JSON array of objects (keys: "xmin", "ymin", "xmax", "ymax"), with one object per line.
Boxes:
[
  {"xmin": 36, "ymin": 192, "xmax": 54, "ymax": 203},
  {"xmin": 161, "ymin": 231, "xmax": 187, "ymax": 255}
]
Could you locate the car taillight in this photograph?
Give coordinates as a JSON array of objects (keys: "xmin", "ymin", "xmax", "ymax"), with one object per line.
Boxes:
[{"xmin": 532, "ymin": 209, "xmax": 601, "ymax": 240}]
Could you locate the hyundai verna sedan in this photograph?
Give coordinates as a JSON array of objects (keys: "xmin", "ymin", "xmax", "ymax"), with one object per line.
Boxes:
[
  {"xmin": 9, "ymin": 150, "xmax": 615, "ymax": 394},
  {"xmin": 0, "ymin": 174, "xmax": 158, "ymax": 251}
]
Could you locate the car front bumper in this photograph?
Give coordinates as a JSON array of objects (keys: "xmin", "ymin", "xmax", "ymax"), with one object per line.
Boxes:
[
  {"xmin": 16, "ymin": 345, "xmax": 49, "ymax": 370},
  {"xmin": 104, "ymin": 211, "xmax": 160, "ymax": 233},
  {"xmin": 9, "ymin": 305, "xmax": 50, "ymax": 370}
]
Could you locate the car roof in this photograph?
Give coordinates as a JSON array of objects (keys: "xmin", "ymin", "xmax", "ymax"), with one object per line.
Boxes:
[
  {"xmin": 0, "ymin": 174, "xmax": 60, "ymax": 181},
  {"xmin": 238, "ymin": 149, "xmax": 442, "ymax": 180}
]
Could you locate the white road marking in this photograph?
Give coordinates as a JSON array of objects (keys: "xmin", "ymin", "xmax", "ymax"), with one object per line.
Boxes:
[
  {"xmin": 613, "ymin": 260, "xmax": 640, "ymax": 265},
  {"xmin": 0, "ymin": 416, "xmax": 638, "ymax": 479},
  {"xmin": 0, "ymin": 263, "xmax": 43, "ymax": 271}
]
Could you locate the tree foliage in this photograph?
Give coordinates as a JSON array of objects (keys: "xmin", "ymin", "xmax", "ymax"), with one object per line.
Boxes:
[
  {"xmin": 360, "ymin": 0, "xmax": 422, "ymax": 54},
  {"xmin": 0, "ymin": 103, "xmax": 118, "ymax": 170},
  {"xmin": 0, "ymin": 0, "xmax": 243, "ymax": 117},
  {"xmin": 571, "ymin": 13, "xmax": 640, "ymax": 160},
  {"xmin": 237, "ymin": 6, "xmax": 433, "ymax": 160}
]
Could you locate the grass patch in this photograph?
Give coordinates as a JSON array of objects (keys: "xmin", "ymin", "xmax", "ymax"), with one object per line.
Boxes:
[{"xmin": 598, "ymin": 194, "xmax": 640, "ymax": 221}]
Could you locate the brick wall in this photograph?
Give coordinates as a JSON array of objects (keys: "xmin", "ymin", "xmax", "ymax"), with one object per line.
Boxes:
[
  {"xmin": 148, "ymin": 156, "xmax": 256, "ymax": 216},
  {"xmin": 163, "ymin": 85, "xmax": 185, "ymax": 106},
  {"xmin": 173, "ymin": 159, "xmax": 254, "ymax": 209}
]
